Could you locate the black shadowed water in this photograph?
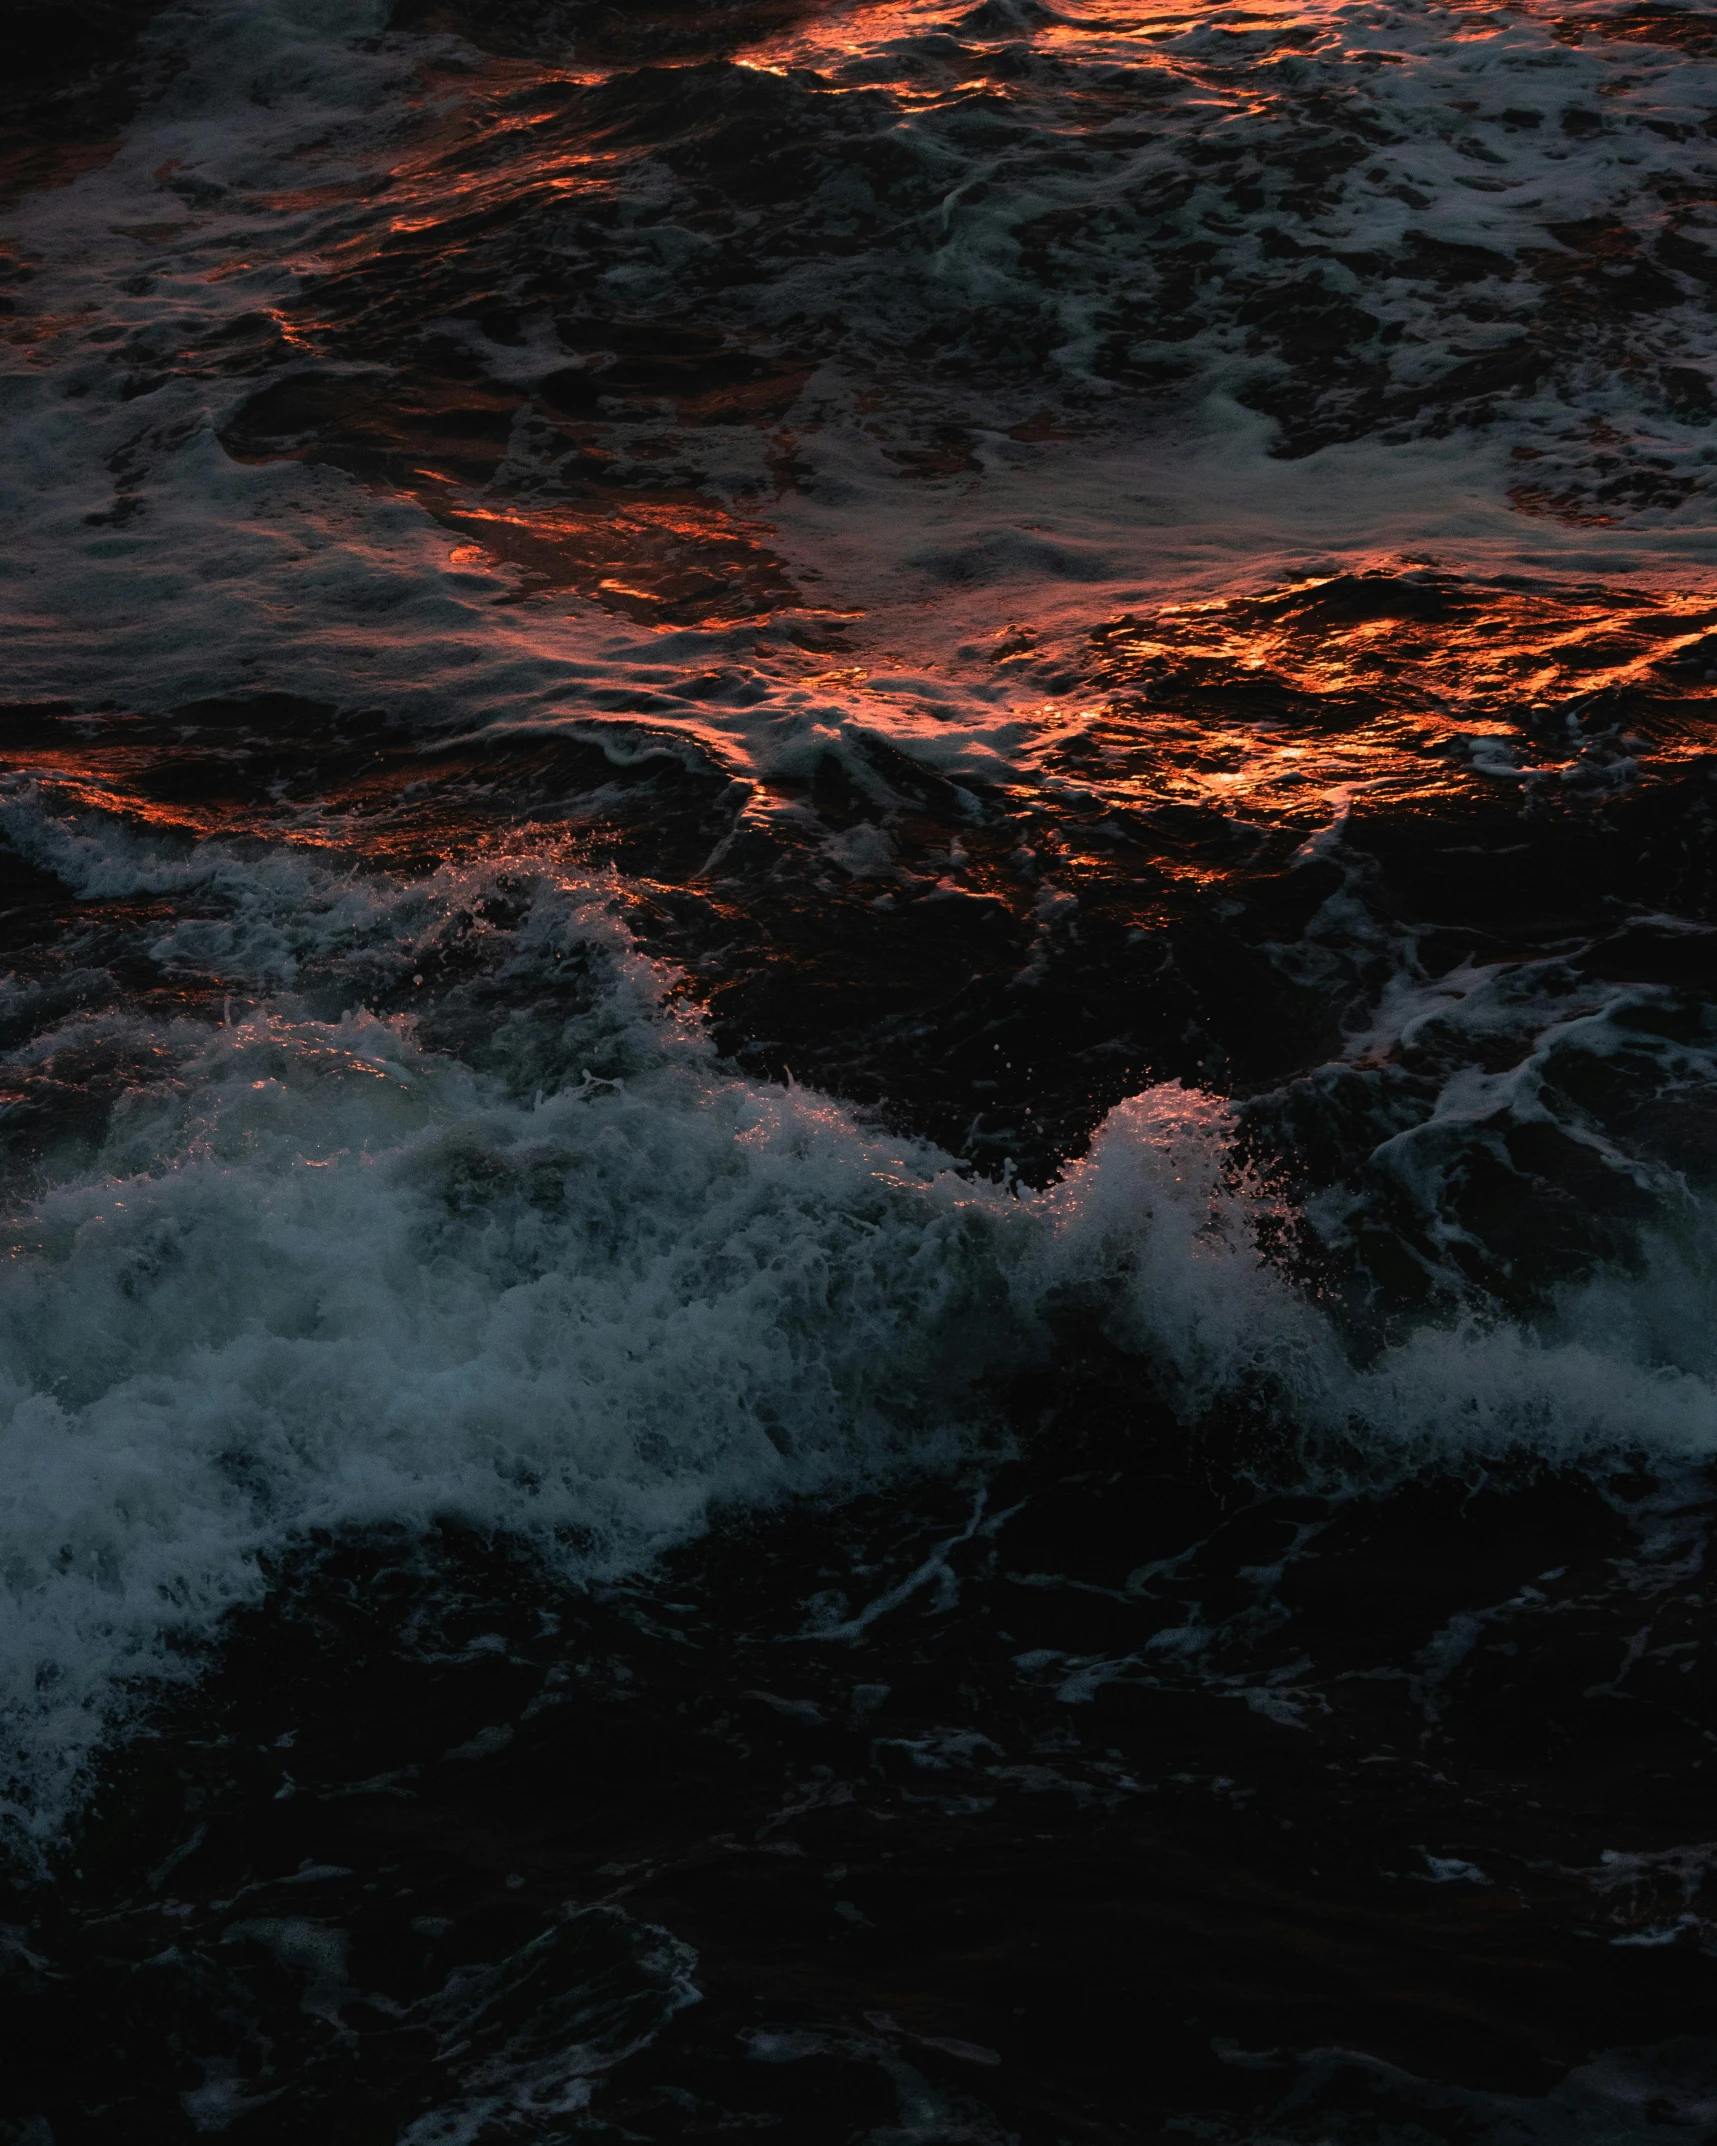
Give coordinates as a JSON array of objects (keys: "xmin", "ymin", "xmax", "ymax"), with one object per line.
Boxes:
[{"xmin": 8, "ymin": 2, "xmax": 1717, "ymax": 2141}]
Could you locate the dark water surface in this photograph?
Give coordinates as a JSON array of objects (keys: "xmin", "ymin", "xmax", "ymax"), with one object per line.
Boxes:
[{"xmin": 9, "ymin": 0, "xmax": 1717, "ymax": 2139}]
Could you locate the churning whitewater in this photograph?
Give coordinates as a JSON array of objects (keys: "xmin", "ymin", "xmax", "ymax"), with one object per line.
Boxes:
[{"xmin": 3, "ymin": 810, "xmax": 1715, "ymax": 1845}]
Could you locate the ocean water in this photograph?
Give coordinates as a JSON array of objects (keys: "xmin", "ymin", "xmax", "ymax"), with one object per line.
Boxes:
[{"xmin": 8, "ymin": 0, "xmax": 1717, "ymax": 2138}]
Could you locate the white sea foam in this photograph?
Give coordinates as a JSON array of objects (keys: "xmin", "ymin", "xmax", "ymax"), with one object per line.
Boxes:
[
  {"xmin": 1, "ymin": 809, "xmax": 1715, "ymax": 1847},
  {"xmin": 0, "ymin": 822, "xmax": 1017, "ymax": 1842},
  {"xmin": 1038, "ymin": 1085, "xmax": 1717, "ymax": 1459}
]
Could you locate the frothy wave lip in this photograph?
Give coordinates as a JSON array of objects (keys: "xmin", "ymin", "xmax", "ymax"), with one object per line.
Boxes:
[{"xmin": 0, "ymin": 821, "xmax": 1712, "ymax": 1848}]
